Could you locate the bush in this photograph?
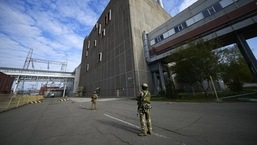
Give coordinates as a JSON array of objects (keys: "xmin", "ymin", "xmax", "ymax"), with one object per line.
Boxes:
[{"xmin": 227, "ymin": 81, "xmax": 243, "ymax": 93}]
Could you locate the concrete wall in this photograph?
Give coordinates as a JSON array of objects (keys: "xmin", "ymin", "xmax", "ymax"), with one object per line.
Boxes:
[
  {"xmin": 79, "ymin": 0, "xmax": 170, "ymax": 97},
  {"xmin": 129, "ymin": 0, "xmax": 171, "ymax": 94},
  {"xmin": 73, "ymin": 65, "xmax": 80, "ymax": 94}
]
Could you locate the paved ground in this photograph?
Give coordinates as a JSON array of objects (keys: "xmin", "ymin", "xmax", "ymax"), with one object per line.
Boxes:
[{"xmin": 0, "ymin": 97, "xmax": 257, "ymax": 145}]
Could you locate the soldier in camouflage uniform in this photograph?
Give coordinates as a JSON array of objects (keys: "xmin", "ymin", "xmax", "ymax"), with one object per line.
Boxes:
[
  {"xmin": 137, "ymin": 83, "xmax": 152, "ymax": 136},
  {"xmin": 91, "ymin": 91, "xmax": 98, "ymax": 110}
]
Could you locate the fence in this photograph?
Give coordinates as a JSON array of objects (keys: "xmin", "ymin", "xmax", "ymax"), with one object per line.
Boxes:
[{"xmin": 0, "ymin": 94, "xmax": 44, "ymax": 113}]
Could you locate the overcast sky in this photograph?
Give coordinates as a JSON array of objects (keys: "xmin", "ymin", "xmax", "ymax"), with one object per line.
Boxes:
[{"xmin": 0, "ymin": 0, "xmax": 256, "ymax": 72}]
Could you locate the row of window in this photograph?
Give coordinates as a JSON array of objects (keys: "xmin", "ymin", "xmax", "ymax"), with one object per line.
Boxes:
[
  {"xmin": 86, "ymin": 52, "xmax": 103, "ymax": 71},
  {"xmin": 86, "ymin": 9, "xmax": 111, "ymax": 50},
  {"xmin": 95, "ymin": 9, "xmax": 111, "ymax": 36},
  {"xmin": 87, "ymin": 40, "xmax": 98, "ymax": 49},
  {"xmin": 150, "ymin": 0, "xmax": 237, "ymax": 46},
  {"xmin": 85, "ymin": 9, "xmax": 112, "ymax": 68}
]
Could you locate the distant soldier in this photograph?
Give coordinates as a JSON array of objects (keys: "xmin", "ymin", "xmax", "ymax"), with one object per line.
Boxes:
[
  {"xmin": 137, "ymin": 83, "xmax": 152, "ymax": 136},
  {"xmin": 91, "ymin": 91, "xmax": 98, "ymax": 110}
]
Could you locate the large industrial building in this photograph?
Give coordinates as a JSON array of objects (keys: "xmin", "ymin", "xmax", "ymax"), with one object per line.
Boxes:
[
  {"xmin": 79, "ymin": 0, "xmax": 171, "ymax": 97},
  {"xmin": 79, "ymin": 0, "xmax": 257, "ymax": 97}
]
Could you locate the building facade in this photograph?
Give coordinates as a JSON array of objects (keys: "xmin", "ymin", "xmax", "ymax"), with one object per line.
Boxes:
[
  {"xmin": 144, "ymin": 0, "xmax": 257, "ymax": 90},
  {"xmin": 79, "ymin": 0, "xmax": 171, "ymax": 97}
]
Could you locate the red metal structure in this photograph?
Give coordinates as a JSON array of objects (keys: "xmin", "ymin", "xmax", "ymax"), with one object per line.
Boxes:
[{"xmin": 0, "ymin": 72, "xmax": 15, "ymax": 94}]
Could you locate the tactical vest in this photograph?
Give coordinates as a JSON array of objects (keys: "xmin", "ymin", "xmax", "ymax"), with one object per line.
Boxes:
[{"xmin": 142, "ymin": 90, "xmax": 151, "ymax": 103}]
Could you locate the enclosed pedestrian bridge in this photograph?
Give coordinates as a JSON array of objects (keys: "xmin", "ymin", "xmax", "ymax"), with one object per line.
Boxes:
[
  {"xmin": 143, "ymin": 0, "xmax": 257, "ymax": 81},
  {"xmin": 0, "ymin": 67, "xmax": 75, "ymax": 82},
  {"xmin": 145, "ymin": 0, "xmax": 257, "ymax": 59},
  {"xmin": 0, "ymin": 67, "xmax": 75, "ymax": 94}
]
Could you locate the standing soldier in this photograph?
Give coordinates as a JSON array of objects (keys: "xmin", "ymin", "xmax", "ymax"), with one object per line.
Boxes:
[
  {"xmin": 137, "ymin": 83, "xmax": 152, "ymax": 136},
  {"xmin": 91, "ymin": 91, "xmax": 98, "ymax": 110}
]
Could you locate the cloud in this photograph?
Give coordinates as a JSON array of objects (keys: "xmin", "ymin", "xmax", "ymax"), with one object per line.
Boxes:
[
  {"xmin": 179, "ymin": 0, "xmax": 197, "ymax": 12},
  {"xmin": 0, "ymin": 0, "xmax": 109, "ymax": 71},
  {"xmin": 162, "ymin": 0, "xmax": 197, "ymax": 16},
  {"xmin": 0, "ymin": 34, "xmax": 28, "ymax": 68},
  {"xmin": 1, "ymin": 0, "xmax": 255, "ymax": 73}
]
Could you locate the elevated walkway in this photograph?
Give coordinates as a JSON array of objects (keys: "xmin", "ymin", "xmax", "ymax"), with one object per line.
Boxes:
[{"xmin": 0, "ymin": 67, "xmax": 75, "ymax": 82}]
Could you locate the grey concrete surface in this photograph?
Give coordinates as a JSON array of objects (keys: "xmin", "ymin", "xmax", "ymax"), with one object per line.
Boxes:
[{"xmin": 0, "ymin": 97, "xmax": 257, "ymax": 145}]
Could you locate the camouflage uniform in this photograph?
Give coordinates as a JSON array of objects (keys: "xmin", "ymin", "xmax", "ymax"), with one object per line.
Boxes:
[
  {"xmin": 137, "ymin": 83, "xmax": 152, "ymax": 136},
  {"xmin": 91, "ymin": 91, "xmax": 98, "ymax": 110}
]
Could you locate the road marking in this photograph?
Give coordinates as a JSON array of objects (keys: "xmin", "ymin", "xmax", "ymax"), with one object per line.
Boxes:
[
  {"xmin": 29, "ymin": 100, "xmax": 42, "ymax": 104},
  {"xmin": 59, "ymin": 99, "xmax": 69, "ymax": 102},
  {"xmin": 104, "ymin": 114, "xmax": 169, "ymax": 139}
]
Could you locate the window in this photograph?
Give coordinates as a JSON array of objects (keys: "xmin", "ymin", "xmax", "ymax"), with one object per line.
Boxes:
[
  {"xmin": 168, "ymin": 29, "xmax": 175, "ymax": 36},
  {"xmin": 86, "ymin": 64, "xmax": 89, "ymax": 71},
  {"xmin": 186, "ymin": 17, "xmax": 195, "ymax": 26},
  {"xmin": 177, "ymin": 25, "xmax": 183, "ymax": 31},
  {"xmin": 108, "ymin": 9, "xmax": 111, "ymax": 21},
  {"xmin": 213, "ymin": 3, "xmax": 222, "ymax": 12},
  {"xmin": 207, "ymin": 6, "xmax": 216, "ymax": 15},
  {"xmin": 154, "ymin": 35, "xmax": 163, "ymax": 43},
  {"xmin": 203, "ymin": 3, "xmax": 222, "ymax": 18},
  {"xmin": 86, "ymin": 50, "xmax": 88, "ymax": 56},
  {"xmin": 87, "ymin": 40, "xmax": 90, "ymax": 48},
  {"xmin": 219, "ymin": 0, "xmax": 234, "ymax": 8},
  {"xmin": 102, "ymin": 29, "xmax": 106, "ymax": 37},
  {"xmin": 193, "ymin": 13, "xmax": 204, "ymax": 23},
  {"xmin": 177, "ymin": 22, "xmax": 187, "ymax": 31},
  {"xmin": 202, "ymin": 9, "xmax": 210, "ymax": 18},
  {"xmin": 94, "ymin": 40, "xmax": 97, "ymax": 46},
  {"xmin": 155, "ymin": 38, "xmax": 159, "ymax": 43},
  {"xmin": 150, "ymin": 39, "xmax": 155, "ymax": 45},
  {"xmin": 159, "ymin": 35, "xmax": 164, "ymax": 41},
  {"xmin": 98, "ymin": 24, "xmax": 102, "ymax": 34},
  {"xmin": 99, "ymin": 52, "xmax": 102, "ymax": 62},
  {"xmin": 163, "ymin": 32, "xmax": 169, "ymax": 39},
  {"xmin": 95, "ymin": 23, "xmax": 98, "ymax": 29},
  {"xmin": 174, "ymin": 26, "xmax": 179, "ymax": 33},
  {"xmin": 105, "ymin": 15, "xmax": 108, "ymax": 25}
]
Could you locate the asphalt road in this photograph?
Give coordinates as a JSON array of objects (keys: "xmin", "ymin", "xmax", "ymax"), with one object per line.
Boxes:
[{"xmin": 0, "ymin": 97, "xmax": 257, "ymax": 145}]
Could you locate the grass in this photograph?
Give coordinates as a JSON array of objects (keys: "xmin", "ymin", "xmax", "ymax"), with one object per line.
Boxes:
[
  {"xmin": 150, "ymin": 91, "xmax": 257, "ymax": 102},
  {"xmin": 151, "ymin": 93, "xmax": 216, "ymax": 102}
]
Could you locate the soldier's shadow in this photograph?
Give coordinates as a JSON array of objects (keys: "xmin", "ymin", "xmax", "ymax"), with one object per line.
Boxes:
[
  {"xmin": 97, "ymin": 120, "xmax": 139, "ymax": 134},
  {"xmin": 79, "ymin": 106, "xmax": 92, "ymax": 110},
  {"xmin": 71, "ymin": 101, "xmax": 92, "ymax": 110}
]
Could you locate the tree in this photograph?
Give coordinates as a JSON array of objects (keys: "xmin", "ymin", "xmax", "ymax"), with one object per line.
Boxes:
[
  {"xmin": 217, "ymin": 45, "xmax": 254, "ymax": 92},
  {"xmin": 168, "ymin": 38, "xmax": 221, "ymax": 97}
]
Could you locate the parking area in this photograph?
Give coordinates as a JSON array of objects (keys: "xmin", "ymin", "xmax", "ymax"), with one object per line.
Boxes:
[{"xmin": 0, "ymin": 97, "xmax": 257, "ymax": 145}]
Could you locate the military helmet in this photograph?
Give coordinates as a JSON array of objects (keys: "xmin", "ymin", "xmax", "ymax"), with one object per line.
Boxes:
[{"xmin": 142, "ymin": 83, "xmax": 148, "ymax": 90}]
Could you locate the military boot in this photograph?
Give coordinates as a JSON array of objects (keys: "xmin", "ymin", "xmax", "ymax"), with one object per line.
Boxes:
[
  {"xmin": 147, "ymin": 131, "xmax": 152, "ymax": 135},
  {"xmin": 138, "ymin": 131, "xmax": 147, "ymax": 136},
  {"xmin": 146, "ymin": 119, "xmax": 152, "ymax": 135}
]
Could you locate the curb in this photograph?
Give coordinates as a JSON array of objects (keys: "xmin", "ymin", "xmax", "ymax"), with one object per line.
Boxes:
[
  {"xmin": 29, "ymin": 100, "xmax": 43, "ymax": 104},
  {"xmin": 59, "ymin": 99, "xmax": 69, "ymax": 102}
]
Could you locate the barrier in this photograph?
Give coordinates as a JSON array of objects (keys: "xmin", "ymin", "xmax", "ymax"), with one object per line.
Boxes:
[{"xmin": 0, "ymin": 95, "xmax": 44, "ymax": 113}]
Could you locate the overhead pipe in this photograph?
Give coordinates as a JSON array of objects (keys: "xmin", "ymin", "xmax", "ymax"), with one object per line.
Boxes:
[{"xmin": 142, "ymin": 31, "xmax": 151, "ymax": 63}]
